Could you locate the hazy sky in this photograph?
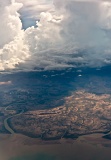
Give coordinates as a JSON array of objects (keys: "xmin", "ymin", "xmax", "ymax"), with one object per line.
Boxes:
[{"xmin": 0, "ymin": 0, "xmax": 111, "ymax": 71}]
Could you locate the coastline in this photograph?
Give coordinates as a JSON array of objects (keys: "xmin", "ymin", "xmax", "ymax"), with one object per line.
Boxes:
[{"xmin": 1, "ymin": 132, "xmax": 111, "ymax": 160}]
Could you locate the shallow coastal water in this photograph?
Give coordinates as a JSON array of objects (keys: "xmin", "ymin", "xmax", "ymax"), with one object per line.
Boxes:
[
  {"xmin": 1, "ymin": 133, "xmax": 111, "ymax": 160},
  {"xmin": 10, "ymin": 153, "xmax": 57, "ymax": 160}
]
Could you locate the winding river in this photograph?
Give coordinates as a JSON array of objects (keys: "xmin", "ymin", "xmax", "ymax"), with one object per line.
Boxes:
[
  {"xmin": 4, "ymin": 106, "xmax": 24, "ymax": 134},
  {"xmin": 3, "ymin": 106, "xmax": 111, "ymax": 139}
]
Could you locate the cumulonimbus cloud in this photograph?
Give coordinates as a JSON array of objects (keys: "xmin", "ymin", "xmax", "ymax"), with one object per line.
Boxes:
[{"xmin": 0, "ymin": 0, "xmax": 111, "ymax": 71}]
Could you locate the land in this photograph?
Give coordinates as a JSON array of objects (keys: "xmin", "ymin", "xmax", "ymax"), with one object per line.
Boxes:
[
  {"xmin": 3, "ymin": 90, "xmax": 111, "ymax": 140},
  {"xmin": 1, "ymin": 69, "xmax": 111, "ymax": 160}
]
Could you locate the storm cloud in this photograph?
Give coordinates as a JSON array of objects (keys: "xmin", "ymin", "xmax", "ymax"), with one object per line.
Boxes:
[{"xmin": 0, "ymin": 0, "xmax": 111, "ymax": 70}]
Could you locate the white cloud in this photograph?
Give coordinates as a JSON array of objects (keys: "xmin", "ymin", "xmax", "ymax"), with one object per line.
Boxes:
[
  {"xmin": 0, "ymin": 0, "xmax": 30, "ymax": 69},
  {"xmin": 16, "ymin": 0, "xmax": 53, "ymax": 19},
  {"xmin": 0, "ymin": 0, "xmax": 111, "ymax": 71}
]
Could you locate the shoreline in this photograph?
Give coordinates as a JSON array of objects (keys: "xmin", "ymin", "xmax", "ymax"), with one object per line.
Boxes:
[
  {"xmin": 4, "ymin": 121, "xmax": 111, "ymax": 141},
  {"xmin": 0, "ymin": 129, "xmax": 111, "ymax": 145},
  {"xmin": 1, "ymin": 132, "xmax": 111, "ymax": 160}
]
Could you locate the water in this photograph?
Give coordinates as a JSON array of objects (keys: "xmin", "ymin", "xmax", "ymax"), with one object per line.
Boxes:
[{"xmin": 10, "ymin": 153, "xmax": 57, "ymax": 160}]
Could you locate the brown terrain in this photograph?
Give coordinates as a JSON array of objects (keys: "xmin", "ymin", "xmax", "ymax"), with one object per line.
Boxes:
[{"xmin": 6, "ymin": 90, "xmax": 111, "ymax": 140}]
